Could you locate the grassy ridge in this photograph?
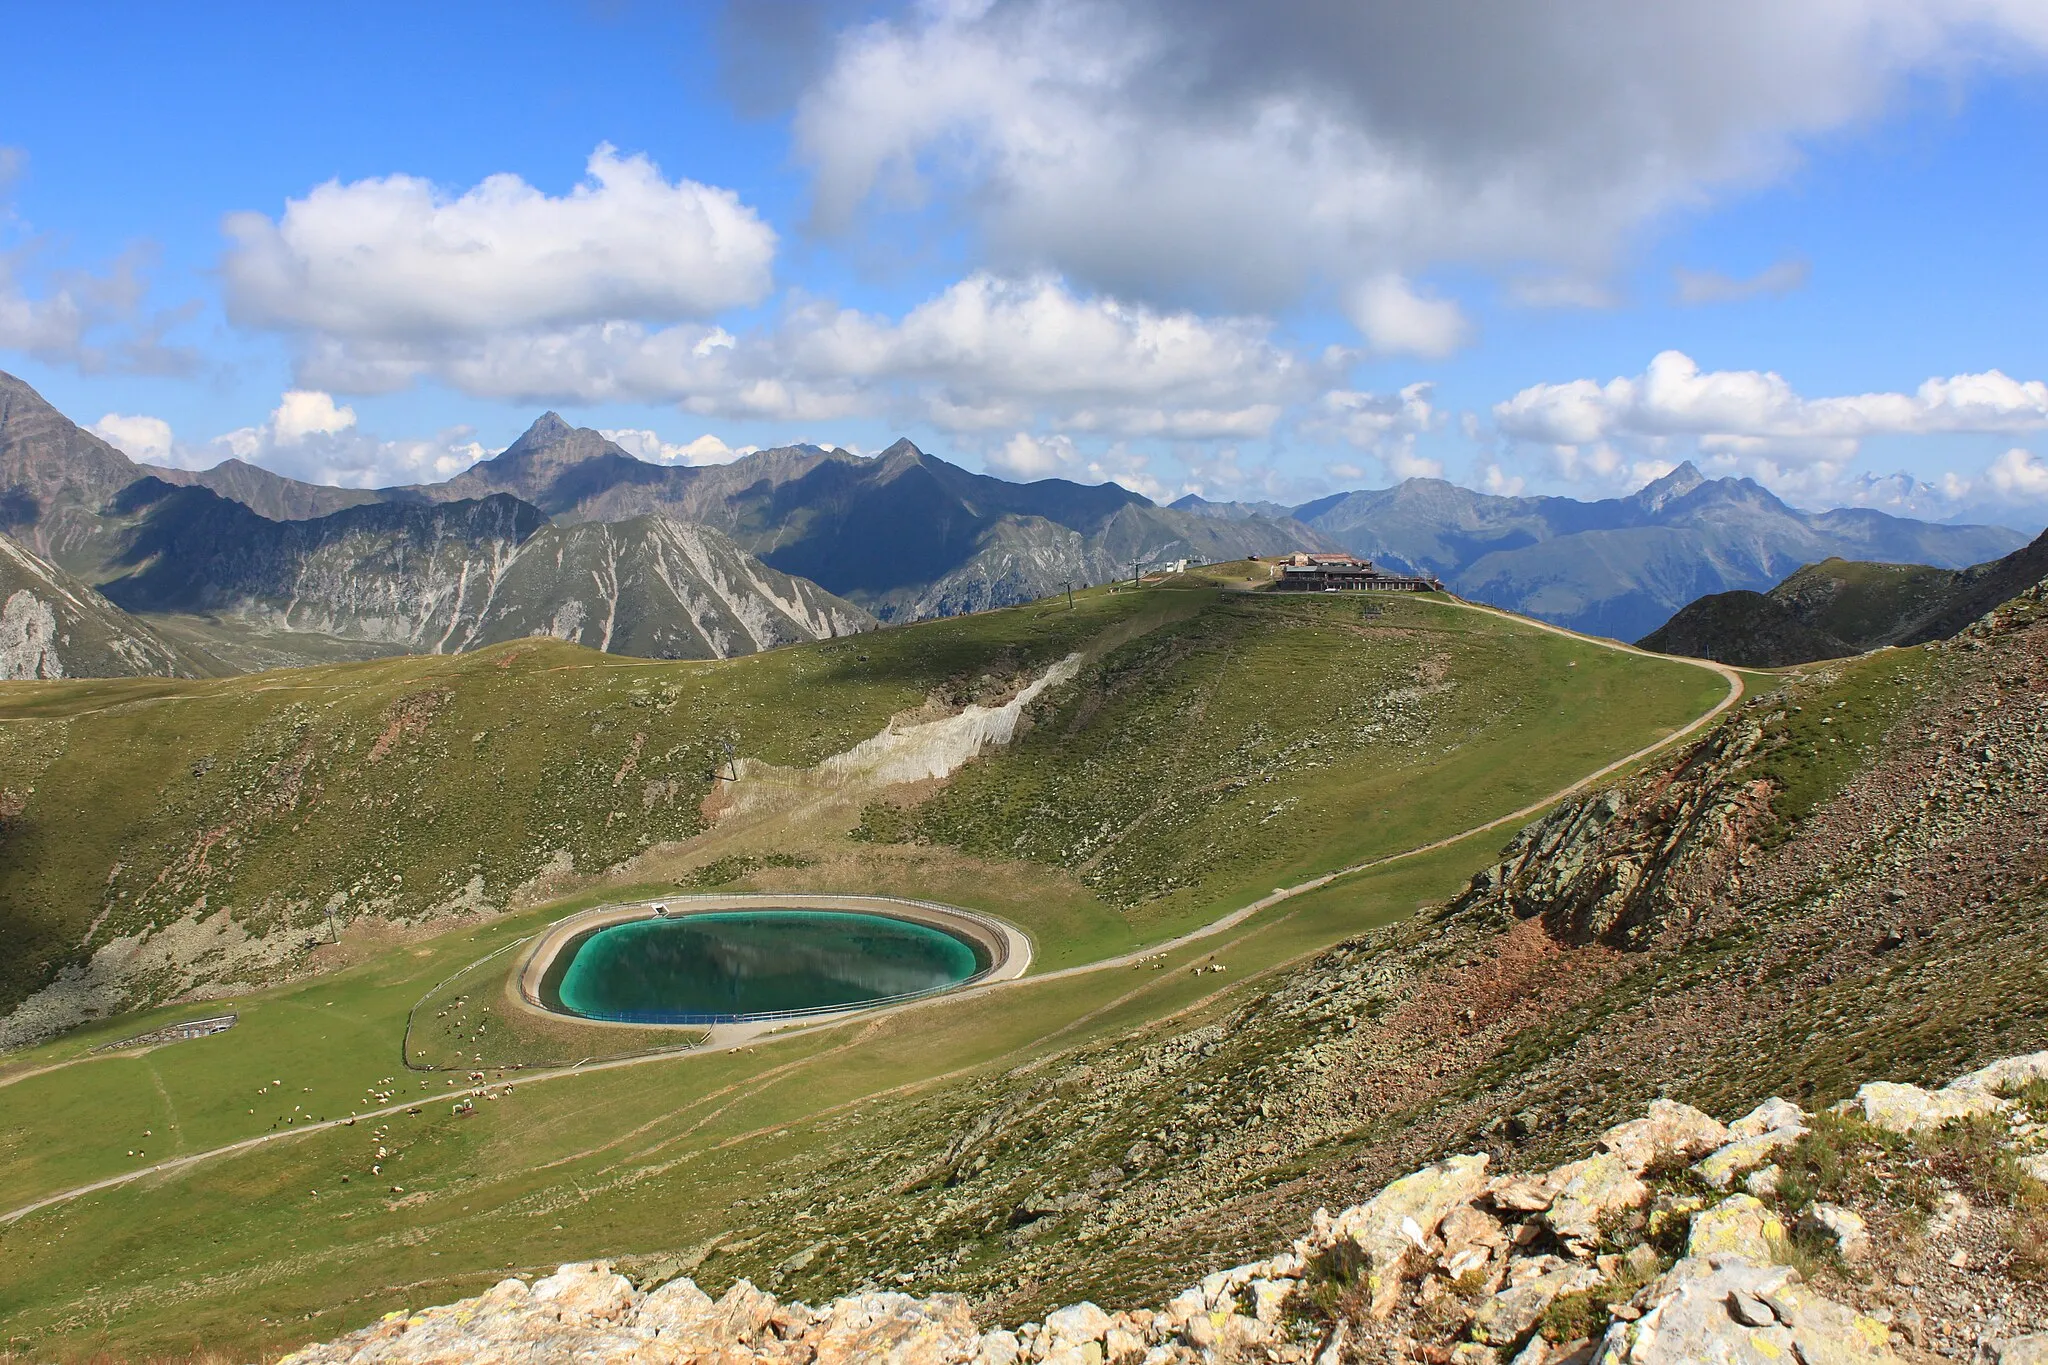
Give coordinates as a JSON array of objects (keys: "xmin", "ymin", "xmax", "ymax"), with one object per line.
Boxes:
[{"xmin": 905, "ymin": 594, "xmax": 1722, "ymax": 926}]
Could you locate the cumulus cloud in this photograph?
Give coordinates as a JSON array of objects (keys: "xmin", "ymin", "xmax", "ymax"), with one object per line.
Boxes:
[
  {"xmin": 89, "ymin": 412, "xmax": 174, "ymax": 465},
  {"xmin": 269, "ymin": 389, "xmax": 357, "ymax": 443},
  {"xmin": 600, "ymin": 428, "xmax": 755, "ymax": 465},
  {"xmin": 100, "ymin": 393, "xmax": 489, "ymax": 487},
  {"xmin": 1345, "ymin": 276, "xmax": 1470, "ymax": 358},
  {"xmin": 1301, "ymin": 383, "xmax": 1443, "ymax": 482},
  {"xmin": 985, "ymin": 430, "xmax": 1173, "ymax": 499},
  {"xmin": 1987, "ymin": 447, "xmax": 2048, "ymax": 499},
  {"xmin": 1673, "ymin": 258, "xmax": 1811, "ymax": 304},
  {"xmin": 290, "ymin": 271, "xmax": 1324, "ymax": 445},
  {"xmin": 222, "ymin": 145, "xmax": 776, "ymax": 343},
  {"xmin": 1496, "ymin": 351, "xmax": 2048, "ymax": 459},
  {"xmin": 790, "ymin": 0, "xmax": 2048, "ymax": 332}
]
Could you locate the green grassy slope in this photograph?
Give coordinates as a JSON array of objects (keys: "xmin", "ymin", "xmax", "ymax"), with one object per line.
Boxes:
[
  {"xmin": 0, "ymin": 591, "xmax": 1149, "ymax": 1021},
  {"xmin": 899, "ymin": 594, "xmax": 1713, "ymax": 928},
  {"xmin": 0, "ymin": 582, "xmax": 1728, "ymax": 1359}
]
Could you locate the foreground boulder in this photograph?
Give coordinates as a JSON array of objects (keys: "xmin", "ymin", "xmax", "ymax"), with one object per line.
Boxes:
[{"xmin": 1592, "ymin": 1256, "xmax": 1897, "ymax": 1364}]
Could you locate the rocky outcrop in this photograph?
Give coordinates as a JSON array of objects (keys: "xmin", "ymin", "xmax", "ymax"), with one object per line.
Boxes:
[
  {"xmin": 279, "ymin": 1050, "xmax": 2048, "ymax": 1365},
  {"xmin": 1451, "ymin": 715, "xmax": 1770, "ymax": 948},
  {"xmin": 0, "ymin": 529, "xmax": 211, "ymax": 678}
]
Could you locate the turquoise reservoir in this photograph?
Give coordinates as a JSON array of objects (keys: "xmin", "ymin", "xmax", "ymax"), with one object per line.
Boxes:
[{"xmin": 545, "ymin": 910, "xmax": 985, "ymax": 1023}]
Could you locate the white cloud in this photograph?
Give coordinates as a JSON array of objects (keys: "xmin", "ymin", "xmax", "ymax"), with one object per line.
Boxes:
[
  {"xmin": 270, "ymin": 389, "xmax": 356, "ymax": 443},
  {"xmin": 1496, "ymin": 351, "xmax": 2048, "ymax": 458},
  {"xmin": 222, "ymin": 145, "xmax": 776, "ymax": 343},
  {"xmin": 1673, "ymin": 258, "xmax": 1811, "ymax": 304},
  {"xmin": 90, "ymin": 412, "xmax": 174, "ymax": 465},
  {"xmin": 791, "ymin": 0, "xmax": 2048, "ymax": 329},
  {"xmin": 1303, "ymin": 383, "xmax": 1442, "ymax": 483},
  {"xmin": 292, "ymin": 272, "xmax": 1324, "ymax": 445},
  {"xmin": 1987, "ymin": 447, "xmax": 2048, "ymax": 499},
  {"xmin": 786, "ymin": 273, "xmax": 1317, "ymax": 434},
  {"xmin": 1345, "ymin": 276, "xmax": 1471, "ymax": 358},
  {"xmin": 1480, "ymin": 464, "xmax": 1527, "ymax": 497},
  {"xmin": 985, "ymin": 430, "xmax": 1173, "ymax": 499},
  {"xmin": 110, "ymin": 394, "xmax": 490, "ymax": 487},
  {"xmin": 0, "ymin": 152, "xmax": 198, "ymax": 376},
  {"xmin": 600, "ymin": 428, "xmax": 754, "ymax": 465}
]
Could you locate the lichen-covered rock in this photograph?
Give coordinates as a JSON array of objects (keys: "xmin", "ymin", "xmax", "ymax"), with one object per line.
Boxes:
[
  {"xmin": 1849, "ymin": 1079, "xmax": 2007, "ymax": 1135},
  {"xmin": 1726, "ymin": 1097, "xmax": 1806, "ymax": 1141},
  {"xmin": 1470, "ymin": 1264, "xmax": 1600, "ymax": 1347},
  {"xmin": 1691, "ymin": 1126, "xmax": 1805, "ymax": 1190},
  {"xmin": 1546, "ymin": 1153, "xmax": 1649, "ymax": 1254},
  {"xmin": 1487, "ymin": 1171, "xmax": 1568, "ymax": 1214},
  {"xmin": 1997, "ymin": 1331, "xmax": 2048, "ymax": 1365},
  {"xmin": 1596, "ymin": 1099, "xmax": 1731, "ymax": 1174},
  {"xmin": 1327, "ymin": 1152, "xmax": 1490, "ymax": 1316},
  {"xmin": 1686, "ymin": 1195, "xmax": 1786, "ymax": 1262},
  {"xmin": 811, "ymin": 1293, "xmax": 980, "ymax": 1365},
  {"xmin": 1948, "ymin": 1052, "xmax": 2048, "ymax": 1096},
  {"xmin": 1592, "ymin": 1256, "xmax": 1897, "ymax": 1364}
]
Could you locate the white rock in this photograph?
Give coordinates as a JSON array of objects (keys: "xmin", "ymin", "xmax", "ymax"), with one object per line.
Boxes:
[
  {"xmin": 976, "ymin": 1329, "xmax": 1023, "ymax": 1365},
  {"xmin": 1997, "ymin": 1332, "xmax": 2048, "ymax": 1365},
  {"xmin": 1948, "ymin": 1051, "xmax": 2048, "ymax": 1095},
  {"xmin": 1727, "ymin": 1097, "xmax": 1806, "ymax": 1140},
  {"xmin": 1044, "ymin": 1302, "xmax": 1113, "ymax": 1345},
  {"xmin": 1850, "ymin": 1079, "xmax": 2006, "ymax": 1135},
  {"xmin": 1592, "ymin": 1256, "xmax": 1898, "ymax": 1364},
  {"xmin": 1597, "ymin": 1099, "xmax": 1731, "ymax": 1174},
  {"xmin": 1798, "ymin": 1203, "xmax": 1872, "ymax": 1263},
  {"xmin": 1692, "ymin": 1127, "xmax": 1804, "ymax": 1190}
]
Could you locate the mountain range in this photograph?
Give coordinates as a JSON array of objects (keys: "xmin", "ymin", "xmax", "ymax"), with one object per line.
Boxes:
[
  {"xmin": 1189, "ymin": 466, "xmax": 2027, "ymax": 641},
  {"xmin": 0, "ymin": 366, "xmax": 2030, "ymax": 675}
]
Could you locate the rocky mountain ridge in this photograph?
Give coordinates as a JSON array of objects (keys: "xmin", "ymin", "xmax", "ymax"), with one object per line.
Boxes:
[
  {"xmin": 0, "ymin": 530, "xmax": 215, "ymax": 679},
  {"xmin": 1285, "ymin": 464, "xmax": 2025, "ymax": 642},
  {"xmin": 278, "ymin": 1049, "xmax": 2048, "ymax": 1365},
  {"xmin": 97, "ymin": 480, "xmax": 872, "ymax": 662},
  {"xmin": 6, "ymin": 366, "xmax": 2023, "ymax": 646},
  {"xmin": 0, "ymin": 372, "xmax": 872, "ymax": 671},
  {"xmin": 401, "ymin": 422, "xmax": 1329, "ymax": 621}
]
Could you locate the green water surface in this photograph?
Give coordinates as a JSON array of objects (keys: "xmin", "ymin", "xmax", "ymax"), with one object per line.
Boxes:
[{"xmin": 551, "ymin": 910, "xmax": 982, "ymax": 1022}]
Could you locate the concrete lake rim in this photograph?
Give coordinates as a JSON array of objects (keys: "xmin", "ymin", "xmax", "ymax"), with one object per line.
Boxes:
[{"xmin": 511, "ymin": 893, "xmax": 1033, "ymax": 1030}]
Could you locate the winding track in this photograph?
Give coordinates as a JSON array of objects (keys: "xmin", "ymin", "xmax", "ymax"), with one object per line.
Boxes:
[{"xmin": 0, "ymin": 600, "xmax": 1742, "ymax": 1227}]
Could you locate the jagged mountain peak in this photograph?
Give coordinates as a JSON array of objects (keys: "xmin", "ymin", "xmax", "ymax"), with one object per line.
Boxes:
[
  {"xmin": 1630, "ymin": 460, "xmax": 1706, "ymax": 511},
  {"xmin": 522, "ymin": 411, "xmax": 574, "ymax": 442}
]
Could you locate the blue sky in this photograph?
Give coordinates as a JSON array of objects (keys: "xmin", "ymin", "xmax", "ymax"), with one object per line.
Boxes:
[{"xmin": 5, "ymin": 1, "xmax": 2048, "ymax": 527}]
